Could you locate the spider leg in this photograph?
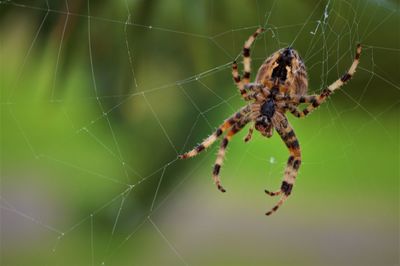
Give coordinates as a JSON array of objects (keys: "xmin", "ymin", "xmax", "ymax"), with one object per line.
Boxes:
[
  {"xmin": 212, "ymin": 119, "xmax": 249, "ymax": 192},
  {"xmin": 232, "ymin": 28, "xmax": 264, "ymax": 101},
  {"xmin": 265, "ymin": 112, "xmax": 301, "ymax": 216},
  {"xmin": 284, "ymin": 103, "xmax": 305, "ymax": 118},
  {"xmin": 276, "ymin": 44, "xmax": 362, "ymax": 117},
  {"xmin": 245, "ymin": 83, "xmax": 271, "ymax": 101},
  {"xmin": 179, "ymin": 106, "xmax": 250, "ymax": 159},
  {"xmin": 276, "ymin": 102, "xmax": 322, "ymax": 119},
  {"xmin": 232, "ymin": 61, "xmax": 246, "ymax": 97},
  {"xmin": 242, "ymin": 28, "xmax": 264, "ymax": 84},
  {"xmin": 244, "ymin": 124, "xmax": 254, "ymax": 142}
]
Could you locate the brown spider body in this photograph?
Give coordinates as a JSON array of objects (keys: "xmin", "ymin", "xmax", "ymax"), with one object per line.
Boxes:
[
  {"xmin": 251, "ymin": 47, "xmax": 308, "ymax": 138},
  {"xmin": 255, "ymin": 48, "xmax": 308, "ymax": 96},
  {"xmin": 179, "ymin": 28, "xmax": 361, "ymax": 216}
]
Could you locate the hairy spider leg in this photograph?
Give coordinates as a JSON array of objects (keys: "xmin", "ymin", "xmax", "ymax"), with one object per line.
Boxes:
[
  {"xmin": 178, "ymin": 106, "xmax": 250, "ymax": 159},
  {"xmin": 244, "ymin": 124, "xmax": 254, "ymax": 142},
  {"xmin": 265, "ymin": 113, "xmax": 301, "ymax": 216},
  {"xmin": 231, "ymin": 61, "xmax": 243, "ymax": 96},
  {"xmin": 243, "ymin": 100, "xmax": 267, "ymax": 143},
  {"xmin": 232, "ymin": 28, "xmax": 264, "ymax": 101},
  {"xmin": 212, "ymin": 119, "xmax": 249, "ymax": 192},
  {"xmin": 278, "ymin": 44, "xmax": 362, "ymax": 118}
]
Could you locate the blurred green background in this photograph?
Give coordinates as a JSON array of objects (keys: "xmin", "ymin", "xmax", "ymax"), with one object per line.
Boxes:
[{"xmin": 1, "ymin": 0, "xmax": 399, "ymax": 265}]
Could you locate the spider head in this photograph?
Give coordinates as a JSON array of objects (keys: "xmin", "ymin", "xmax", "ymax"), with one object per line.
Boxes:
[{"xmin": 256, "ymin": 47, "xmax": 308, "ymax": 95}]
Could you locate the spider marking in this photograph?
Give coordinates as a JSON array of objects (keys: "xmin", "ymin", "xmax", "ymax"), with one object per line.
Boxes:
[{"xmin": 179, "ymin": 28, "xmax": 362, "ymax": 216}]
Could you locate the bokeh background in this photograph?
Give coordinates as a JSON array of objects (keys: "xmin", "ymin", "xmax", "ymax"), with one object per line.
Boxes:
[{"xmin": 1, "ymin": 0, "xmax": 399, "ymax": 265}]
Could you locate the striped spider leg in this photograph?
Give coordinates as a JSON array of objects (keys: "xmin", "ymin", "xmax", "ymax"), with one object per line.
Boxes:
[
  {"xmin": 264, "ymin": 111, "xmax": 301, "ymax": 216},
  {"xmin": 212, "ymin": 116, "xmax": 250, "ymax": 192},
  {"xmin": 232, "ymin": 27, "xmax": 265, "ymax": 101},
  {"xmin": 179, "ymin": 106, "xmax": 251, "ymax": 192}
]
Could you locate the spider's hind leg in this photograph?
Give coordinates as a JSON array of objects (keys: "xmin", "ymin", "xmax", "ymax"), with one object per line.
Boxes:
[
  {"xmin": 178, "ymin": 125, "xmax": 225, "ymax": 159},
  {"xmin": 212, "ymin": 120, "xmax": 248, "ymax": 192},
  {"xmin": 244, "ymin": 124, "xmax": 254, "ymax": 142},
  {"xmin": 265, "ymin": 112, "xmax": 301, "ymax": 216}
]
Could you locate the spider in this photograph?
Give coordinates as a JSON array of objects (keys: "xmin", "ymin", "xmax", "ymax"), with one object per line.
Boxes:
[{"xmin": 179, "ymin": 28, "xmax": 361, "ymax": 216}]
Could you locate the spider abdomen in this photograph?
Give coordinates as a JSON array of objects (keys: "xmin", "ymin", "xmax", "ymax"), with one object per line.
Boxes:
[{"xmin": 256, "ymin": 48, "xmax": 308, "ymax": 96}]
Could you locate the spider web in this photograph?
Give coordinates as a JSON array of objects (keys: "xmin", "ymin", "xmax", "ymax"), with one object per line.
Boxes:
[{"xmin": 1, "ymin": 0, "xmax": 399, "ymax": 265}]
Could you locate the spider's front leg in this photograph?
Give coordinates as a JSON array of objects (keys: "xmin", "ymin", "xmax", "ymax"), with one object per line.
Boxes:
[
  {"xmin": 244, "ymin": 124, "xmax": 254, "ymax": 142},
  {"xmin": 265, "ymin": 112, "xmax": 301, "ymax": 216}
]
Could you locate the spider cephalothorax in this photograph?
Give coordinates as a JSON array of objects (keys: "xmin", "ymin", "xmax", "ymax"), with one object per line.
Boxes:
[
  {"xmin": 255, "ymin": 98, "xmax": 275, "ymax": 137},
  {"xmin": 179, "ymin": 28, "xmax": 361, "ymax": 216}
]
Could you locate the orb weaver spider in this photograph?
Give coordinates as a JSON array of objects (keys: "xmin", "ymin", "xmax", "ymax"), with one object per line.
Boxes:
[{"xmin": 179, "ymin": 28, "xmax": 361, "ymax": 216}]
